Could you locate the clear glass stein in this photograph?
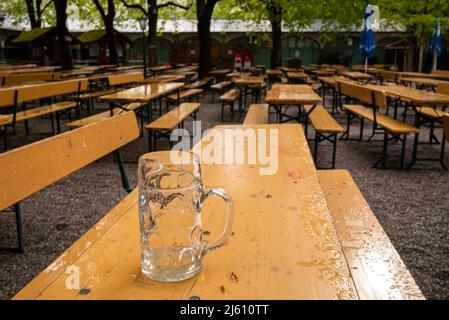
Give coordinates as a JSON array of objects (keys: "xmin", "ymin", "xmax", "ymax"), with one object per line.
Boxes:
[{"xmin": 138, "ymin": 151, "xmax": 234, "ymax": 282}]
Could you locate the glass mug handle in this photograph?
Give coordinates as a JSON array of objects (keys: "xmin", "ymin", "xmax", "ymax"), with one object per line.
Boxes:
[{"xmin": 201, "ymin": 188, "xmax": 234, "ymax": 256}]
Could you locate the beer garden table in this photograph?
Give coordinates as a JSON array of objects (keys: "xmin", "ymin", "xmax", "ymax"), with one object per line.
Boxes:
[
  {"xmin": 99, "ymin": 82, "xmax": 185, "ymax": 123},
  {"xmin": 233, "ymin": 76, "xmax": 266, "ymax": 107},
  {"xmin": 13, "ymin": 124, "xmax": 360, "ymax": 300},
  {"xmin": 340, "ymin": 71, "xmax": 374, "ymax": 83},
  {"xmin": 398, "ymin": 77, "xmax": 440, "ymax": 91},
  {"xmin": 367, "ymin": 84, "xmax": 449, "ymax": 168},
  {"xmin": 265, "ymin": 84, "xmax": 322, "ymax": 123}
]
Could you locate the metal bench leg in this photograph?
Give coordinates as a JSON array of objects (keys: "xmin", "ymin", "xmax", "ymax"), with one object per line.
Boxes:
[
  {"xmin": 14, "ymin": 203, "xmax": 24, "ymax": 253},
  {"xmin": 3, "ymin": 127, "xmax": 8, "ymax": 152},
  {"xmin": 408, "ymin": 132, "xmax": 420, "ymax": 169},
  {"xmin": 331, "ymin": 134, "xmax": 338, "ymax": 169},
  {"xmin": 313, "ymin": 132, "xmax": 319, "ymax": 165},
  {"xmin": 148, "ymin": 129, "xmax": 153, "ymax": 152},
  {"xmin": 221, "ymin": 102, "xmax": 225, "ymax": 122},
  {"xmin": 114, "ymin": 149, "xmax": 131, "ymax": 193},
  {"xmin": 381, "ymin": 132, "xmax": 389, "ymax": 169},
  {"xmin": 400, "ymin": 134, "xmax": 407, "ymax": 169},
  {"xmin": 359, "ymin": 117, "xmax": 365, "ymax": 141},
  {"xmin": 440, "ymin": 135, "xmax": 448, "ymax": 170}
]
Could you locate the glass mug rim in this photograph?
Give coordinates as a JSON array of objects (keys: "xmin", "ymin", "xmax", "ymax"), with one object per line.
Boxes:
[{"xmin": 138, "ymin": 151, "xmax": 201, "ymax": 192}]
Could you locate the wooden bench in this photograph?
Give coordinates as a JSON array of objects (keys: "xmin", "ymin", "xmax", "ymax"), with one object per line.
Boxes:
[
  {"xmin": 338, "ymin": 80, "xmax": 419, "ymax": 169},
  {"xmin": 210, "ymin": 81, "xmax": 232, "ymax": 102},
  {"xmin": 0, "ymin": 79, "xmax": 89, "ymax": 151},
  {"xmin": 184, "ymin": 77, "xmax": 210, "ymax": 90},
  {"xmin": 166, "ymin": 88, "xmax": 202, "ymax": 109},
  {"xmin": 2, "ymin": 72, "xmax": 62, "ymax": 86},
  {"xmin": 318, "ymin": 169, "xmax": 425, "ymax": 300},
  {"xmin": 243, "ymin": 104, "xmax": 268, "ymax": 125},
  {"xmin": 145, "ymin": 102, "xmax": 200, "ymax": 151},
  {"xmin": 0, "ymin": 112, "xmax": 139, "ymax": 252},
  {"xmin": 219, "ymin": 88, "xmax": 241, "ymax": 122},
  {"xmin": 107, "ymin": 72, "xmax": 144, "ymax": 88},
  {"xmin": 65, "ymin": 102, "xmax": 145, "ymax": 128},
  {"xmin": 304, "ymin": 105, "xmax": 344, "ymax": 169}
]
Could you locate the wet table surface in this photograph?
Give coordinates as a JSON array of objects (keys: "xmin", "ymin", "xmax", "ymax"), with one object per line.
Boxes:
[
  {"xmin": 99, "ymin": 82, "xmax": 184, "ymax": 103},
  {"xmin": 367, "ymin": 84, "xmax": 449, "ymax": 105},
  {"xmin": 14, "ymin": 124, "xmax": 359, "ymax": 300},
  {"xmin": 265, "ymin": 84, "xmax": 322, "ymax": 105}
]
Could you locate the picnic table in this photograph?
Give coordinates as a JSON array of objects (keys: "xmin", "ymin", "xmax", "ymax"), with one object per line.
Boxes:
[
  {"xmin": 341, "ymin": 71, "xmax": 374, "ymax": 83},
  {"xmin": 265, "ymin": 84, "xmax": 322, "ymax": 123},
  {"xmin": 286, "ymin": 72, "xmax": 308, "ymax": 83},
  {"xmin": 148, "ymin": 65, "xmax": 173, "ymax": 76},
  {"xmin": 368, "ymin": 83, "xmax": 449, "ymax": 168},
  {"xmin": 143, "ymin": 74, "xmax": 185, "ymax": 84},
  {"xmin": 13, "ymin": 124, "xmax": 358, "ymax": 300},
  {"xmin": 100, "ymin": 82, "xmax": 184, "ymax": 121},
  {"xmin": 233, "ymin": 76, "xmax": 265, "ymax": 106},
  {"xmin": 399, "ymin": 77, "xmax": 440, "ymax": 90},
  {"xmin": 226, "ymin": 72, "xmax": 252, "ymax": 78},
  {"xmin": 209, "ymin": 69, "xmax": 231, "ymax": 83}
]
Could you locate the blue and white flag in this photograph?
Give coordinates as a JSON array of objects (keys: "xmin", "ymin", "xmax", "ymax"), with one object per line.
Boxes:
[
  {"xmin": 360, "ymin": 4, "xmax": 376, "ymax": 59},
  {"xmin": 429, "ymin": 21, "xmax": 442, "ymax": 57}
]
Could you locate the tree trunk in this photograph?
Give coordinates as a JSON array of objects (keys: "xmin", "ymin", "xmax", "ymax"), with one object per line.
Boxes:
[
  {"xmin": 196, "ymin": 0, "xmax": 218, "ymax": 78},
  {"xmin": 147, "ymin": 0, "xmax": 158, "ymax": 67},
  {"xmin": 268, "ymin": 1, "xmax": 282, "ymax": 68},
  {"xmin": 25, "ymin": 0, "xmax": 40, "ymax": 28},
  {"xmin": 418, "ymin": 38, "xmax": 425, "ymax": 72},
  {"xmin": 105, "ymin": 18, "xmax": 118, "ymax": 65},
  {"xmin": 54, "ymin": 0, "xmax": 73, "ymax": 69}
]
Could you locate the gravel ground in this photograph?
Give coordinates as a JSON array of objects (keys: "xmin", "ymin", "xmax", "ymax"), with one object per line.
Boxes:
[{"xmin": 1, "ymin": 90, "xmax": 448, "ymax": 300}]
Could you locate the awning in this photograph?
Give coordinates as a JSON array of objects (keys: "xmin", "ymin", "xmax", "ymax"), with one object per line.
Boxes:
[{"xmin": 12, "ymin": 27, "xmax": 54, "ymax": 43}]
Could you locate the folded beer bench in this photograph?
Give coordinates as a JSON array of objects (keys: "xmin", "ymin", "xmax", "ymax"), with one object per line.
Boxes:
[
  {"xmin": 304, "ymin": 104, "xmax": 343, "ymax": 169},
  {"xmin": 219, "ymin": 88, "xmax": 241, "ymax": 122},
  {"xmin": 165, "ymin": 88, "xmax": 202, "ymax": 109},
  {"xmin": 210, "ymin": 81, "xmax": 232, "ymax": 102},
  {"xmin": 65, "ymin": 102, "xmax": 145, "ymax": 129},
  {"xmin": 0, "ymin": 79, "xmax": 88, "ymax": 151},
  {"xmin": 0, "ymin": 112, "xmax": 139, "ymax": 252},
  {"xmin": 318, "ymin": 169, "xmax": 424, "ymax": 300},
  {"xmin": 145, "ymin": 102, "xmax": 200, "ymax": 151},
  {"xmin": 184, "ymin": 77, "xmax": 211, "ymax": 90},
  {"xmin": 243, "ymin": 104, "xmax": 269, "ymax": 125},
  {"xmin": 338, "ymin": 81, "xmax": 419, "ymax": 169}
]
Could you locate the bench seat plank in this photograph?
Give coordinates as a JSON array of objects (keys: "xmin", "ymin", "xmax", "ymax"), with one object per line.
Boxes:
[
  {"xmin": 243, "ymin": 104, "xmax": 268, "ymax": 125},
  {"xmin": 417, "ymin": 107, "xmax": 449, "ymax": 119},
  {"xmin": 219, "ymin": 88, "xmax": 240, "ymax": 101},
  {"xmin": 304, "ymin": 105, "xmax": 344, "ymax": 133},
  {"xmin": 210, "ymin": 81, "xmax": 231, "ymax": 90},
  {"xmin": 66, "ymin": 102, "xmax": 145, "ymax": 128},
  {"xmin": 166, "ymin": 88, "xmax": 202, "ymax": 101},
  {"xmin": 343, "ymin": 104, "xmax": 419, "ymax": 134},
  {"xmin": 318, "ymin": 169, "xmax": 424, "ymax": 300},
  {"xmin": 0, "ymin": 101, "xmax": 77, "ymax": 126},
  {"xmin": 145, "ymin": 102, "xmax": 200, "ymax": 130}
]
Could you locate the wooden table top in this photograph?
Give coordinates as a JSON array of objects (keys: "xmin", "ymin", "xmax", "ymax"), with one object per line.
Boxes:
[
  {"xmin": 399, "ymin": 77, "xmax": 440, "ymax": 87},
  {"xmin": 143, "ymin": 75, "xmax": 186, "ymax": 83},
  {"xmin": 266, "ymin": 69, "xmax": 283, "ymax": 76},
  {"xmin": 265, "ymin": 84, "xmax": 322, "ymax": 105},
  {"xmin": 99, "ymin": 82, "xmax": 184, "ymax": 102},
  {"xmin": 148, "ymin": 65, "xmax": 172, "ymax": 72},
  {"xmin": 226, "ymin": 72, "xmax": 252, "ymax": 78},
  {"xmin": 368, "ymin": 84, "xmax": 449, "ymax": 105},
  {"xmin": 399, "ymin": 72, "xmax": 437, "ymax": 79},
  {"xmin": 310, "ymin": 69, "xmax": 336, "ymax": 76},
  {"xmin": 341, "ymin": 71, "xmax": 374, "ymax": 80},
  {"xmin": 233, "ymin": 76, "xmax": 265, "ymax": 86},
  {"xmin": 146, "ymin": 103, "xmax": 200, "ymax": 130},
  {"xmin": 14, "ymin": 124, "xmax": 357, "ymax": 300},
  {"xmin": 286, "ymin": 72, "xmax": 308, "ymax": 80},
  {"xmin": 209, "ymin": 69, "xmax": 231, "ymax": 75}
]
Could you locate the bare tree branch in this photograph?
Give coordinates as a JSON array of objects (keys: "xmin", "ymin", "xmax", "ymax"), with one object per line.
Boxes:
[
  {"xmin": 157, "ymin": 1, "xmax": 191, "ymax": 10},
  {"xmin": 119, "ymin": 0, "xmax": 149, "ymax": 16},
  {"xmin": 39, "ymin": 0, "xmax": 53, "ymax": 16},
  {"xmin": 92, "ymin": 0, "xmax": 107, "ymax": 20}
]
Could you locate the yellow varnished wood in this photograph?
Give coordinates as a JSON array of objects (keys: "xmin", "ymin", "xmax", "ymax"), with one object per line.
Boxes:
[
  {"xmin": 145, "ymin": 103, "xmax": 200, "ymax": 130},
  {"xmin": 243, "ymin": 104, "xmax": 268, "ymax": 124},
  {"xmin": 219, "ymin": 88, "xmax": 240, "ymax": 101},
  {"xmin": 100, "ymin": 82, "xmax": 184, "ymax": 103},
  {"xmin": 16, "ymin": 79, "xmax": 88, "ymax": 103},
  {"xmin": 0, "ymin": 112, "xmax": 139, "ymax": 211},
  {"xmin": 303, "ymin": 105, "xmax": 343, "ymax": 133},
  {"xmin": 166, "ymin": 89, "xmax": 202, "ymax": 101},
  {"xmin": 66, "ymin": 103, "xmax": 144, "ymax": 128},
  {"xmin": 318, "ymin": 170, "xmax": 424, "ymax": 300},
  {"xmin": 0, "ymin": 87, "xmax": 16, "ymax": 108},
  {"xmin": 14, "ymin": 124, "xmax": 358, "ymax": 300},
  {"xmin": 265, "ymin": 84, "xmax": 322, "ymax": 105},
  {"xmin": 107, "ymin": 72, "xmax": 144, "ymax": 87}
]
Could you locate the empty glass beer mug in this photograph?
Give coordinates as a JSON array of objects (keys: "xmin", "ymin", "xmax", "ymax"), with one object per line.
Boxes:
[{"xmin": 138, "ymin": 151, "xmax": 234, "ymax": 282}]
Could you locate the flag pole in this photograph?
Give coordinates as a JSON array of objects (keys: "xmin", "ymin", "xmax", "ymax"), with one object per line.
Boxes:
[
  {"xmin": 432, "ymin": 45, "xmax": 438, "ymax": 72},
  {"xmin": 365, "ymin": 57, "xmax": 368, "ymax": 74}
]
